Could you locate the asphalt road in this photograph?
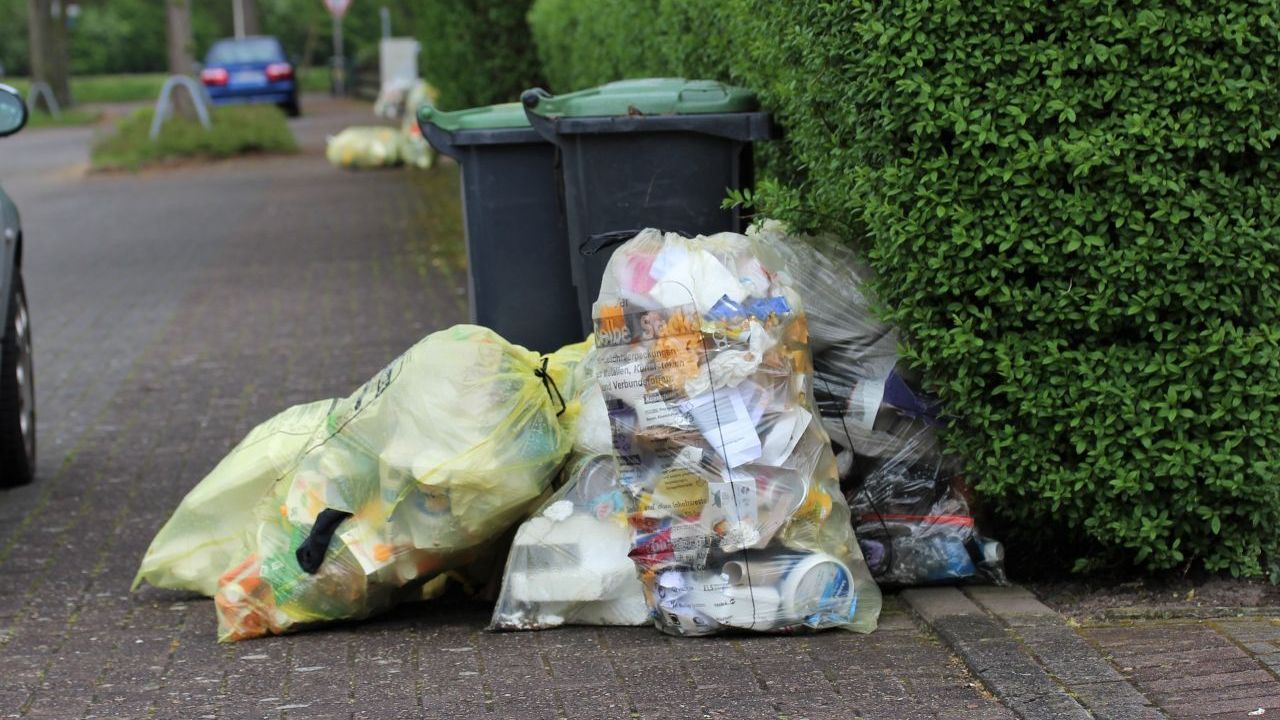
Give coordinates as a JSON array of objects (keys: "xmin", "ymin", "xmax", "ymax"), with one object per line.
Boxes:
[
  {"xmin": 0, "ymin": 95, "xmax": 1015, "ymax": 720},
  {"xmin": 0, "ymin": 96, "xmax": 391, "ymax": 474}
]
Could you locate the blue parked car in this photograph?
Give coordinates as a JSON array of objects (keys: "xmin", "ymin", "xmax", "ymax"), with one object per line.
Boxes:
[
  {"xmin": 0, "ymin": 84, "xmax": 35, "ymax": 487},
  {"xmin": 200, "ymin": 36, "xmax": 300, "ymax": 117}
]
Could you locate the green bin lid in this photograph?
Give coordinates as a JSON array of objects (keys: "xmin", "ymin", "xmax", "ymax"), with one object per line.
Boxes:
[
  {"xmin": 417, "ymin": 101, "xmax": 530, "ymax": 132},
  {"xmin": 527, "ymin": 78, "xmax": 757, "ymax": 118}
]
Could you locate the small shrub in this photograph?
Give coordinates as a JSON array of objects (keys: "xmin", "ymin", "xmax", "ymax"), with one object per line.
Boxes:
[{"xmin": 91, "ymin": 104, "xmax": 297, "ymax": 171}]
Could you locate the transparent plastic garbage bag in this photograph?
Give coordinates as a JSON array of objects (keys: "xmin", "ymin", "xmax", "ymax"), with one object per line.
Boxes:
[
  {"xmin": 489, "ymin": 451, "xmax": 651, "ymax": 630},
  {"xmin": 747, "ymin": 221, "xmax": 1006, "ymax": 587},
  {"xmin": 590, "ymin": 228, "xmax": 882, "ymax": 637},
  {"xmin": 491, "ymin": 351, "xmax": 651, "ymax": 631}
]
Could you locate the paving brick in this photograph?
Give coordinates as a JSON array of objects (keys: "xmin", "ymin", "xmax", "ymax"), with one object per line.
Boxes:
[{"xmin": 965, "ymin": 586, "xmax": 1061, "ymax": 627}]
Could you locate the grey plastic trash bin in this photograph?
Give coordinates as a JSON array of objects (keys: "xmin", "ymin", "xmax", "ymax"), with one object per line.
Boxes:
[
  {"xmin": 522, "ymin": 78, "xmax": 775, "ymax": 333},
  {"xmin": 418, "ymin": 102, "xmax": 581, "ymax": 353}
]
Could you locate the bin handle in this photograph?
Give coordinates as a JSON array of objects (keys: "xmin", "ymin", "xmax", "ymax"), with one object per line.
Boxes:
[
  {"xmin": 579, "ymin": 229, "xmax": 646, "ymax": 256},
  {"xmin": 521, "ymin": 87, "xmax": 560, "ymax": 143},
  {"xmin": 521, "ymin": 87, "xmax": 553, "ymax": 111},
  {"xmin": 417, "ymin": 101, "xmax": 463, "ymax": 160}
]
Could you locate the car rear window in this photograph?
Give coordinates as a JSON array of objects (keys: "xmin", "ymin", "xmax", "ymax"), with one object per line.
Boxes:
[{"xmin": 205, "ymin": 38, "xmax": 284, "ymax": 65}]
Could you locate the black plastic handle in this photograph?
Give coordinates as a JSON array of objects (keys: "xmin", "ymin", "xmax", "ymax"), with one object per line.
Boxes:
[
  {"xmin": 521, "ymin": 87, "xmax": 552, "ymax": 110},
  {"xmin": 295, "ymin": 508, "xmax": 353, "ymax": 574},
  {"xmin": 580, "ymin": 229, "xmax": 646, "ymax": 256},
  {"xmin": 521, "ymin": 88, "xmax": 560, "ymax": 144}
]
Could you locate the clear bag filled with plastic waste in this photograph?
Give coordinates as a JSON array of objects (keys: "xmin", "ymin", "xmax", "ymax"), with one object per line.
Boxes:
[
  {"xmin": 590, "ymin": 228, "xmax": 882, "ymax": 637},
  {"xmin": 145, "ymin": 325, "xmax": 588, "ymax": 641},
  {"xmin": 133, "ymin": 400, "xmax": 335, "ymax": 597},
  {"xmin": 326, "ymin": 126, "xmax": 402, "ymax": 169},
  {"xmin": 747, "ymin": 221, "xmax": 1006, "ymax": 587},
  {"xmin": 491, "ymin": 351, "xmax": 651, "ymax": 631},
  {"xmin": 489, "ymin": 451, "xmax": 651, "ymax": 630}
]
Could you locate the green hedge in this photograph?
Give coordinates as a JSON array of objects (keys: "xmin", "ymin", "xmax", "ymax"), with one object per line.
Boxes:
[
  {"xmin": 527, "ymin": 0, "xmax": 1280, "ymax": 578},
  {"xmin": 405, "ymin": 0, "xmax": 543, "ymax": 110}
]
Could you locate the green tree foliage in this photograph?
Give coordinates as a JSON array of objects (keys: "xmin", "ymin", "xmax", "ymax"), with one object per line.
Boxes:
[
  {"xmin": 401, "ymin": 0, "xmax": 544, "ymax": 109},
  {"xmin": 527, "ymin": 0, "xmax": 1280, "ymax": 578},
  {"xmin": 0, "ymin": 0, "xmax": 29, "ymax": 77},
  {"xmin": 0, "ymin": 0, "xmax": 401, "ymax": 79}
]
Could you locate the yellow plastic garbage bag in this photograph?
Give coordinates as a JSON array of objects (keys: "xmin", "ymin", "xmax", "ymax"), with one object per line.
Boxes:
[
  {"xmin": 132, "ymin": 400, "xmax": 335, "ymax": 597},
  {"xmin": 399, "ymin": 82, "xmax": 436, "ymax": 170},
  {"xmin": 212, "ymin": 326, "xmax": 590, "ymax": 641},
  {"xmin": 325, "ymin": 126, "xmax": 402, "ymax": 169}
]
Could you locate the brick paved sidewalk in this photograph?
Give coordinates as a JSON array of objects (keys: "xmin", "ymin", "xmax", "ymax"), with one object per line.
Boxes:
[
  {"xmin": 1080, "ymin": 615, "xmax": 1280, "ymax": 718},
  {"xmin": 906, "ymin": 586, "xmax": 1280, "ymax": 720}
]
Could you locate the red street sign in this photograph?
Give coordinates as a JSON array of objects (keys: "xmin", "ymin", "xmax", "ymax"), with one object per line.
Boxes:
[{"xmin": 324, "ymin": 0, "xmax": 350, "ymax": 18}]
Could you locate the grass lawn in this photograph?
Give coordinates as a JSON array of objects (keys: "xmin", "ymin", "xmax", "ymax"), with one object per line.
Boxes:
[
  {"xmin": 91, "ymin": 104, "xmax": 297, "ymax": 171},
  {"xmin": 6, "ymin": 69, "xmax": 329, "ymax": 106},
  {"xmin": 297, "ymin": 69, "xmax": 331, "ymax": 94},
  {"xmin": 5, "ymin": 74, "xmax": 168, "ymax": 104},
  {"xmin": 24, "ymin": 108, "xmax": 104, "ymax": 129}
]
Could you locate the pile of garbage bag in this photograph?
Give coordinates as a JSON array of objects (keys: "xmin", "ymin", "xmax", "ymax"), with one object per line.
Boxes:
[
  {"xmin": 584, "ymin": 228, "xmax": 882, "ymax": 636},
  {"xmin": 326, "ymin": 82, "xmax": 437, "ymax": 171},
  {"xmin": 325, "ymin": 126, "xmax": 403, "ymax": 169},
  {"xmin": 137, "ymin": 220, "xmax": 1003, "ymax": 643},
  {"xmin": 136, "ymin": 325, "xmax": 590, "ymax": 641},
  {"xmin": 751, "ymin": 222, "xmax": 1006, "ymax": 587}
]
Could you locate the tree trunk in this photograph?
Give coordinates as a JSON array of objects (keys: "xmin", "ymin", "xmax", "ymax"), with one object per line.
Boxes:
[
  {"xmin": 166, "ymin": 0, "xmax": 197, "ymax": 118},
  {"xmin": 241, "ymin": 0, "xmax": 261, "ymax": 36},
  {"xmin": 301, "ymin": 18, "xmax": 318, "ymax": 68},
  {"xmin": 25, "ymin": 0, "xmax": 71, "ymax": 111}
]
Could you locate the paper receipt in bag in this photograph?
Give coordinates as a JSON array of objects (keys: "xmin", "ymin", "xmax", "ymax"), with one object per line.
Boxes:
[{"xmin": 682, "ymin": 389, "xmax": 762, "ymax": 468}]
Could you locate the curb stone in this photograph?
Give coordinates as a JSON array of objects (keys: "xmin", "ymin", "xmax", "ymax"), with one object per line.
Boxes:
[{"xmin": 902, "ymin": 586, "xmax": 1168, "ymax": 720}]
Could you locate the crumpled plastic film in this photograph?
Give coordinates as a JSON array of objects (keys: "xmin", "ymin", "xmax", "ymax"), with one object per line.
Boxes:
[
  {"xmin": 591, "ymin": 228, "xmax": 882, "ymax": 637},
  {"xmin": 137, "ymin": 326, "xmax": 590, "ymax": 641},
  {"xmin": 748, "ymin": 221, "xmax": 1007, "ymax": 587}
]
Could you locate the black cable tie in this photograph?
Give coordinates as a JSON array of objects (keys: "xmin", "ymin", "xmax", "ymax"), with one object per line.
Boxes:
[{"xmin": 535, "ymin": 357, "xmax": 567, "ymax": 417}]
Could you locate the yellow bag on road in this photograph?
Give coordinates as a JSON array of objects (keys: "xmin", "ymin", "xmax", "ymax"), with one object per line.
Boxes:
[
  {"xmin": 132, "ymin": 400, "xmax": 334, "ymax": 597},
  {"xmin": 326, "ymin": 126, "xmax": 402, "ymax": 169},
  {"xmin": 212, "ymin": 326, "xmax": 589, "ymax": 640}
]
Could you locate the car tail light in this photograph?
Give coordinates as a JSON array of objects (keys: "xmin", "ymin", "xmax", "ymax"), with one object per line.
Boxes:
[
  {"xmin": 266, "ymin": 63, "xmax": 294, "ymax": 82},
  {"xmin": 200, "ymin": 68, "xmax": 229, "ymax": 86}
]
